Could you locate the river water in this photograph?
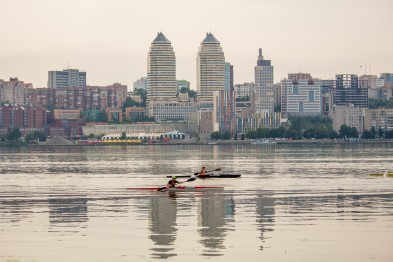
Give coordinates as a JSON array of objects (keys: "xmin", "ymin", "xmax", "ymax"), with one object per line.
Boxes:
[{"xmin": 0, "ymin": 143, "xmax": 393, "ymax": 261}]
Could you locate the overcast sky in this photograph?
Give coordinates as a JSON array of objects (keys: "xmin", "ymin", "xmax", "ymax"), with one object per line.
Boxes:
[{"xmin": 1, "ymin": 0, "xmax": 392, "ymax": 90}]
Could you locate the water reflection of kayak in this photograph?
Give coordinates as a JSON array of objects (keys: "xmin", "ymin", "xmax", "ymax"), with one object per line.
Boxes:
[
  {"xmin": 127, "ymin": 186, "xmax": 224, "ymax": 191},
  {"xmin": 165, "ymin": 174, "xmax": 241, "ymax": 178}
]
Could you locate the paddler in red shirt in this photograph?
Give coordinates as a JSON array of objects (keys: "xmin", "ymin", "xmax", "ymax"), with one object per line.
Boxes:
[{"xmin": 199, "ymin": 166, "xmax": 207, "ymax": 177}]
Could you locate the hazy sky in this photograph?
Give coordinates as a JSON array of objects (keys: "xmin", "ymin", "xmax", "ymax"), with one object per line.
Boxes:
[{"xmin": 1, "ymin": 0, "xmax": 392, "ymax": 90}]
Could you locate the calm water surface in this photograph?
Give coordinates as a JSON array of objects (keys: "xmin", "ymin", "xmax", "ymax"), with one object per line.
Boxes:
[{"xmin": 1, "ymin": 143, "xmax": 393, "ymax": 261}]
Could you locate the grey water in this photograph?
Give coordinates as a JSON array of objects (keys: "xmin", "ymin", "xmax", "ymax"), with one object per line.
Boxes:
[{"xmin": 0, "ymin": 143, "xmax": 393, "ymax": 261}]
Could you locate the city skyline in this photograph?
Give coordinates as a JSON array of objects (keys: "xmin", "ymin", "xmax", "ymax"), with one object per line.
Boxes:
[{"xmin": 1, "ymin": 0, "xmax": 392, "ymax": 89}]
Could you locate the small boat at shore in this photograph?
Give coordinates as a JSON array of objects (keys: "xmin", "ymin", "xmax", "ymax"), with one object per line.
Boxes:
[
  {"xmin": 252, "ymin": 139, "xmax": 277, "ymax": 145},
  {"xmin": 165, "ymin": 174, "xmax": 241, "ymax": 178},
  {"xmin": 127, "ymin": 186, "xmax": 224, "ymax": 191}
]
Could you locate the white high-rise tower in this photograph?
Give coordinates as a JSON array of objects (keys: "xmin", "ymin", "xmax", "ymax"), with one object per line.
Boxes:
[
  {"xmin": 147, "ymin": 32, "xmax": 176, "ymax": 106},
  {"xmin": 196, "ymin": 33, "xmax": 225, "ymax": 107}
]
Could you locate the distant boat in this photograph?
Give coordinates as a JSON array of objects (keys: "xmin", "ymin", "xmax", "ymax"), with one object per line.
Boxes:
[{"xmin": 252, "ymin": 139, "xmax": 277, "ymax": 145}]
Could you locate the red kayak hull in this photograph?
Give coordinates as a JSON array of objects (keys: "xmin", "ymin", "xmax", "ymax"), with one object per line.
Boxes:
[{"xmin": 127, "ymin": 186, "xmax": 224, "ymax": 191}]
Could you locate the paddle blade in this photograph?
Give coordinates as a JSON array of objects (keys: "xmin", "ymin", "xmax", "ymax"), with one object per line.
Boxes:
[
  {"xmin": 193, "ymin": 172, "xmax": 199, "ymax": 176},
  {"xmin": 214, "ymin": 168, "xmax": 222, "ymax": 171},
  {"xmin": 186, "ymin": 177, "xmax": 196, "ymax": 182}
]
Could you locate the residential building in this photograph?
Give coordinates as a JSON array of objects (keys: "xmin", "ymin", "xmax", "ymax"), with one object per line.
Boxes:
[
  {"xmin": 196, "ymin": 33, "xmax": 225, "ymax": 107},
  {"xmin": 364, "ymin": 108, "xmax": 393, "ymax": 132},
  {"xmin": 213, "ymin": 89, "xmax": 235, "ymax": 136},
  {"xmin": 330, "ymin": 104, "xmax": 365, "ymax": 134},
  {"xmin": 0, "ymin": 78, "xmax": 32, "ymax": 105},
  {"xmin": 147, "ymin": 32, "xmax": 177, "ymax": 106},
  {"xmin": 26, "ymin": 84, "xmax": 127, "ymax": 111},
  {"xmin": 254, "ymin": 48, "xmax": 274, "ymax": 114},
  {"xmin": 0, "ymin": 104, "xmax": 47, "ymax": 135},
  {"xmin": 48, "ymin": 69, "xmax": 86, "ymax": 88}
]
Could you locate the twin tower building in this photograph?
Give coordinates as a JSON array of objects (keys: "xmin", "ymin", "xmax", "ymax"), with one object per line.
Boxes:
[
  {"xmin": 147, "ymin": 32, "xmax": 274, "ymax": 110},
  {"xmin": 147, "ymin": 32, "xmax": 226, "ymax": 107}
]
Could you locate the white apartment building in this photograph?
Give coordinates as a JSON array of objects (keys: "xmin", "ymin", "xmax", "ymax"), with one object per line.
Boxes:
[
  {"xmin": 196, "ymin": 33, "xmax": 225, "ymax": 107},
  {"xmin": 148, "ymin": 99, "xmax": 197, "ymax": 121},
  {"xmin": 281, "ymin": 79, "xmax": 322, "ymax": 116},
  {"xmin": 147, "ymin": 32, "xmax": 177, "ymax": 106},
  {"xmin": 48, "ymin": 69, "xmax": 86, "ymax": 88},
  {"xmin": 0, "ymin": 78, "xmax": 30, "ymax": 105}
]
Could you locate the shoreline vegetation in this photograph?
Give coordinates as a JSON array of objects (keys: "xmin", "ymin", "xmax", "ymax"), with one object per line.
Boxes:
[{"xmin": 2, "ymin": 138, "xmax": 393, "ymax": 147}]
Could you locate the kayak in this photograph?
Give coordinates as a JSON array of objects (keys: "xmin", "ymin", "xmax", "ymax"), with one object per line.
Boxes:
[
  {"xmin": 369, "ymin": 173, "xmax": 393, "ymax": 177},
  {"xmin": 166, "ymin": 174, "xmax": 241, "ymax": 178},
  {"xmin": 127, "ymin": 186, "xmax": 224, "ymax": 191}
]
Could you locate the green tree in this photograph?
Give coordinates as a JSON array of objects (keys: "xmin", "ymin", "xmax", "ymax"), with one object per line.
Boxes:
[
  {"xmin": 6, "ymin": 128, "xmax": 22, "ymax": 141},
  {"xmin": 221, "ymin": 131, "xmax": 231, "ymax": 140},
  {"xmin": 120, "ymin": 131, "xmax": 127, "ymax": 140},
  {"xmin": 25, "ymin": 131, "xmax": 47, "ymax": 142},
  {"xmin": 101, "ymin": 109, "xmax": 108, "ymax": 122},
  {"xmin": 134, "ymin": 88, "xmax": 147, "ymax": 107},
  {"xmin": 241, "ymin": 133, "xmax": 245, "ymax": 140},
  {"xmin": 210, "ymin": 131, "xmax": 221, "ymax": 140},
  {"xmin": 234, "ymin": 132, "xmax": 238, "ymax": 140}
]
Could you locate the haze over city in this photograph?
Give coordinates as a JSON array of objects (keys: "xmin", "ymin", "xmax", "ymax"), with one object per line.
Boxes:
[{"xmin": 1, "ymin": 0, "xmax": 392, "ymax": 89}]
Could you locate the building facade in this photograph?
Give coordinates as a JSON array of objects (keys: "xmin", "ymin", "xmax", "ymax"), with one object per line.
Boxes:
[
  {"xmin": 281, "ymin": 79, "xmax": 322, "ymax": 116},
  {"xmin": 213, "ymin": 90, "xmax": 235, "ymax": 136},
  {"xmin": 330, "ymin": 104, "xmax": 365, "ymax": 133},
  {"xmin": 26, "ymin": 84, "xmax": 127, "ymax": 111},
  {"xmin": 148, "ymin": 100, "xmax": 197, "ymax": 121},
  {"xmin": 364, "ymin": 108, "xmax": 393, "ymax": 132},
  {"xmin": 254, "ymin": 48, "xmax": 274, "ymax": 114},
  {"xmin": 133, "ymin": 77, "xmax": 147, "ymax": 91},
  {"xmin": 147, "ymin": 32, "xmax": 177, "ymax": 106},
  {"xmin": 235, "ymin": 82, "xmax": 254, "ymax": 100},
  {"xmin": 0, "ymin": 78, "xmax": 32, "ymax": 105},
  {"xmin": 48, "ymin": 69, "xmax": 86, "ymax": 88},
  {"xmin": 196, "ymin": 33, "xmax": 225, "ymax": 107},
  {"xmin": 332, "ymin": 74, "xmax": 368, "ymax": 108}
]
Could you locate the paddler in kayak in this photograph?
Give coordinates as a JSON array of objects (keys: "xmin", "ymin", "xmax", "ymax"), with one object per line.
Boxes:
[
  {"xmin": 199, "ymin": 166, "xmax": 207, "ymax": 177},
  {"xmin": 167, "ymin": 175, "xmax": 181, "ymax": 188}
]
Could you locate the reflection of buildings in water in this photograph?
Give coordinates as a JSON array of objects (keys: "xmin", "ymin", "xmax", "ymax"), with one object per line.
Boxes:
[
  {"xmin": 256, "ymin": 195, "xmax": 275, "ymax": 250},
  {"xmin": 149, "ymin": 195, "xmax": 177, "ymax": 259},
  {"xmin": 198, "ymin": 194, "xmax": 235, "ymax": 256},
  {"xmin": 48, "ymin": 196, "xmax": 88, "ymax": 226}
]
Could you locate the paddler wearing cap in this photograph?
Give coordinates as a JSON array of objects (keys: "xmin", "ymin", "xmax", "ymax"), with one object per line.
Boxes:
[{"xmin": 167, "ymin": 175, "xmax": 181, "ymax": 188}]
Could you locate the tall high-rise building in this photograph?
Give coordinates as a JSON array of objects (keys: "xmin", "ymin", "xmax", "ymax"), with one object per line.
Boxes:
[
  {"xmin": 196, "ymin": 33, "xmax": 225, "ymax": 107},
  {"xmin": 147, "ymin": 32, "xmax": 176, "ymax": 106},
  {"xmin": 333, "ymin": 74, "xmax": 368, "ymax": 108},
  {"xmin": 225, "ymin": 62, "xmax": 234, "ymax": 91},
  {"xmin": 48, "ymin": 69, "xmax": 86, "ymax": 88},
  {"xmin": 254, "ymin": 48, "xmax": 274, "ymax": 113}
]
